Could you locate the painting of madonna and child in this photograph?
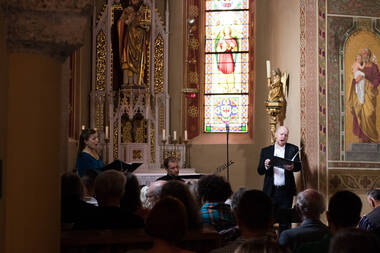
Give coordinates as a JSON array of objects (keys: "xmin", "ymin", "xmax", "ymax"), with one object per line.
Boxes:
[{"xmin": 345, "ymin": 30, "xmax": 380, "ymax": 161}]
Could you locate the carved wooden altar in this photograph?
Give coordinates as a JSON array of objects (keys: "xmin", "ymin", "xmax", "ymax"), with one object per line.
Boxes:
[{"xmin": 91, "ymin": 0, "xmax": 182, "ymax": 170}]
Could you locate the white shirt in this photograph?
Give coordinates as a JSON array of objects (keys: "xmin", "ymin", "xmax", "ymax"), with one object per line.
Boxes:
[{"xmin": 273, "ymin": 143, "xmax": 285, "ymax": 186}]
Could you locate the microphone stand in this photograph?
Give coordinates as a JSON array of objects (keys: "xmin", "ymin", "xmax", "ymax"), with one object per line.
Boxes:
[{"xmin": 226, "ymin": 124, "xmax": 230, "ymax": 182}]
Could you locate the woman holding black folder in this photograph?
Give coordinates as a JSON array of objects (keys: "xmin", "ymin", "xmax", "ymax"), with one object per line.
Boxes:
[{"xmin": 76, "ymin": 128, "xmax": 104, "ymax": 177}]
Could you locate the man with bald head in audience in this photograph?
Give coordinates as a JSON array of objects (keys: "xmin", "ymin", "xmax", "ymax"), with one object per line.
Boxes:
[
  {"xmin": 279, "ymin": 189, "xmax": 329, "ymax": 252},
  {"xmin": 257, "ymin": 126, "xmax": 302, "ymax": 234}
]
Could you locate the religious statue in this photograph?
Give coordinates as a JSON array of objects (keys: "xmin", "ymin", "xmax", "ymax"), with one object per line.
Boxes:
[
  {"xmin": 268, "ymin": 68, "xmax": 288, "ymax": 103},
  {"xmin": 117, "ymin": 0, "xmax": 151, "ymax": 86}
]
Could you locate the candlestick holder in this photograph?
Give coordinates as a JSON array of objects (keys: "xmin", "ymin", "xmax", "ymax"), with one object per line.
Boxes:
[
  {"xmin": 183, "ymin": 139, "xmax": 189, "ymax": 168},
  {"xmin": 104, "ymin": 137, "xmax": 110, "ymax": 164},
  {"xmin": 161, "ymin": 139, "xmax": 167, "ymax": 167}
]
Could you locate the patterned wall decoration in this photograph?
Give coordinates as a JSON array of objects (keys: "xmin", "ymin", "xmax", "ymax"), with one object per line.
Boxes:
[
  {"xmin": 150, "ymin": 122, "xmax": 155, "ymax": 163},
  {"xmin": 328, "ymin": 0, "xmax": 380, "ymax": 17},
  {"xmin": 329, "ymin": 169, "xmax": 380, "ymax": 194},
  {"xmin": 327, "ymin": 17, "xmax": 353, "ymax": 160},
  {"xmin": 185, "ymin": 0, "xmax": 201, "ymax": 139},
  {"xmin": 318, "ymin": 0, "xmax": 327, "ymax": 195},
  {"xmin": 300, "ymin": 0, "xmax": 319, "ymax": 189},
  {"xmin": 113, "ymin": 120, "xmax": 118, "ymax": 160},
  {"xmin": 154, "ymin": 34, "xmax": 164, "ymax": 94}
]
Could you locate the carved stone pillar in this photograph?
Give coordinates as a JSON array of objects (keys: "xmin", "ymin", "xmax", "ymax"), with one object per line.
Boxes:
[{"xmin": 1, "ymin": 2, "xmax": 93, "ymax": 253}]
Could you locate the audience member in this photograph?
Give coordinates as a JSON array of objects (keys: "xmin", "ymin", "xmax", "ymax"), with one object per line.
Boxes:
[
  {"xmin": 296, "ymin": 190, "xmax": 362, "ymax": 253},
  {"xmin": 156, "ymin": 156, "xmax": 184, "ymax": 181},
  {"xmin": 160, "ymin": 180, "xmax": 202, "ymax": 229},
  {"xmin": 235, "ymin": 238, "xmax": 290, "ymax": 253},
  {"xmin": 120, "ymin": 172, "xmax": 149, "ymax": 219},
  {"xmin": 219, "ymin": 187, "xmax": 247, "ymax": 244},
  {"xmin": 279, "ymin": 189, "xmax": 329, "ymax": 252},
  {"xmin": 81, "ymin": 169, "xmax": 98, "ymax": 206},
  {"xmin": 198, "ymin": 175, "xmax": 236, "ymax": 232},
  {"xmin": 74, "ymin": 170, "xmax": 144, "ymax": 229},
  {"xmin": 145, "ymin": 197, "xmax": 194, "ymax": 253},
  {"xmin": 146, "ymin": 180, "xmax": 166, "ymax": 209},
  {"xmin": 328, "ymin": 228, "xmax": 380, "ymax": 253},
  {"xmin": 211, "ymin": 190, "xmax": 275, "ymax": 253},
  {"xmin": 61, "ymin": 172, "xmax": 97, "ymax": 225},
  {"xmin": 358, "ymin": 188, "xmax": 380, "ymax": 237}
]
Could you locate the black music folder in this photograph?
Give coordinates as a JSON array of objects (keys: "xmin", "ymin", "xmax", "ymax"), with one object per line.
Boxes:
[
  {"xmin": 102, "ymin": 160, "xmax": 142, "ymax": 173},
  {"xmin": 271, "ymin": 156, "xmax": 299, "ymax": 168}
]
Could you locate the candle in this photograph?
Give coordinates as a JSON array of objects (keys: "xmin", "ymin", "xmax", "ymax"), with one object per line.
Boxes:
[
  {"xmin": 266, "ymin": 60, "xmax": 271, "ymax": 78},
  {"xmin": 105, "ymin": 126, "xmax": 109, "ymax": 139},
  {"xmin": 173, "ymin": 131, "xmax": 177, "ymax": 141},
  {"xmin": 162, "ymin": 129, "xmax": 166, "ymax": 141},
  {"xmin": 184, "ymin": 130, "xmax": 188, "ymax": 141},
  {"xmin": 81, "ymin": 125, "xmax": 85, "ymax": 130}
]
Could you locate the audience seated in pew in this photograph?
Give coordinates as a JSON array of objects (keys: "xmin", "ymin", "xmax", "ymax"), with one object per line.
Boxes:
[
  {"xmin": 160, "ymin": 180, "xmax": 203, "ymax": 230},
  {"xmin": 296, "ymin": 190, "xmax": 362, "ymax": 253},
  {"xmin": 211, "ymin": 189, "xmax": 276, "ymax": 253},
  {"xmin": 61, "ymin": 172, "xmax": 97, "ymax": 227},
  {"xmin": 328, "ymin": 228, "xmax": 380, "ymax": 253},
  {"xmin": 74, "ymin": 170, "xmax": 144, "ymax": 230},
  {"xmin": 145, "ymin": 180, "xmax": 167, "ymax": 209},
  {"xmin": 279, "ymin": 189, "xmax": 329, "ymax": 252},
  {"xmin": 120, "ymin": 172, "xmax": 149, "ymax": 220},
  {"xmin": 359, "ymin": 188, "xmax": 380, "ymax": 240},
  {"xmin": 235, "ymin": 238, "xmax": 290, "ymax": 253},
  {"xmin": 198, "ymin": 174, "xmax": 236, "ymax": 232}
]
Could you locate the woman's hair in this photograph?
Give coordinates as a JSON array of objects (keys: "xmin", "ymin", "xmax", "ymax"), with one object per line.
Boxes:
[
  {"xmin": 61, "ymin": 172, "xmax": 84, "ymax": 200},
  {"xmin": 120, "ymin": 172, "xmax": 142, "ymax": 212},
  {"xmin": 78, "ymin": 128, "xmax": 97, "ymax": 155},
  {"xmin": 160, "ymin": 180, "xmax": 202, "ymax": 229},
  {"xmin": 198, "ymin": 174, "xmax": 232, "ymax": 202},
  {"xmin": 235, "ymin": 239, "xmax": 289, "ymax": 253},
  {"xmin": 145, "ymin": 196, "xmax": 188, "ymax": 244}
]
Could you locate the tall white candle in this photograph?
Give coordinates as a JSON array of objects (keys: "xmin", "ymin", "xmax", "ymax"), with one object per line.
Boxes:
[
  {"xmin": 266, "ymin": 60, "xmax": 271, "ymax": 78},
  {"xmin": 173, "ymin": 131, "xmax": 177, "ymax": 141},
  {"xmin": 184, "ymin": 130, "xmax": 188, "ymax": 141},
  {"xmin": 105, "ymin": 126, "xmax": 109, "ymax": 139},
  {"xmin": 162, "ymin": 129, "xmax": 166, "ymax": 141}
]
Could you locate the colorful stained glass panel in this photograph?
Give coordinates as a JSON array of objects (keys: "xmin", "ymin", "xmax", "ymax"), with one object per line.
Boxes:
[
  {"xmin": 204, "ymin": 95, "xmax": 248, "ymax": 133},
  {"xmin": 206, "ymin": 0, "xmax": 248, "ymax": 10}
]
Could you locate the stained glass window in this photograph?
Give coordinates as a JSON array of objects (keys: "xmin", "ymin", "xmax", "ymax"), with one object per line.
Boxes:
[{"xmin": 204, "ymin": 0, "xmax": 249, "ymax": 133}]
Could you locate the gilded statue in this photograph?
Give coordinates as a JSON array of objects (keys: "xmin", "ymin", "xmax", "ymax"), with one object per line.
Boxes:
[
  {"xmin": 268, "ymin": 69, "xmax": 288, "ymax": 103},
  {"xmin": 117, "ymin": 0, "xmax": 151, "ymax": 86}
]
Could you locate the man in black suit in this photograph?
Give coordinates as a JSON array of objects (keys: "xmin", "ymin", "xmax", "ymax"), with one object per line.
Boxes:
[
  {"xmin": 279, "ymin": 189, "xmax": 329, "ymax": 252},
  {"xmin": 257, "ymin": 126, "xmax": 301, "ymax": 234},
  {"xmin": 156, "ymin": 156, "xmax": 184, "ymax": 181}
]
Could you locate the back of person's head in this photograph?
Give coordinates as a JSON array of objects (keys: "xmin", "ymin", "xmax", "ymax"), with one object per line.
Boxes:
[
  {"xmin": 120, "ymin": 172, "xmax": 142, "ymax": 212},
  {"xmin": 94, "ymin": 170, "xmax": 126, "ymax": 206},
  {"xmin": 78, "ymin": 128, "xmax": 97, "ymax": 154},
  {"xmin": 82, "ymin": 169, "xmax": 98, "ymax": 196},
  {"xmin": 147, "ymin": 180, "xmax": 166, "ymax": 209},
  {"xmin": 187, "ymin": 180, "xmax": 201, "ymax": 206},
  {"xmin": 328, "ymin": 190, "xmax": 362, "ymax": 228},
  {"xmin": 160, "ymin": 180, "xmax": 202, "ymax": 229},
  {"xmin": 61, "ymin": 172, "xmax": 83, "ymax": 200},
  {"xmin": 328, "ymin": 228, "xmax": 380, "ymax": 253},
  {"xmin": 145, "ymin": 196, "xmax": 188, "ymax": 244},
  {"xmin": 296, "ymin": 189, "xmax": 325, "ymax": 219},
  {"xmin": 231, "ymin": 187, "xmax": 247, "ymax": 213},
  {"xmin": 237, "ymin": 190, "xmax": 273, "ymax": 231},
  {"xmin": 368, "ymin": 188, "xmax": 380, "ymax": 201},
  {"xmin": 235, "ymin": 238, "xmax": 290, "ymax": 253},
  {"xmin": 198, "ymin": 174, "xmax": 232, "ymax": 202}
]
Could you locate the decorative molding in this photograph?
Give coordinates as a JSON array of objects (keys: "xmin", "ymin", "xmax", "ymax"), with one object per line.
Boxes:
[
  {"xmin": 329, "ymin": 169, "xmax": 380, "ymax": 194},
  {"xmin": 154, "ymin": 34, "xmax": 164, "ymax": 94}
]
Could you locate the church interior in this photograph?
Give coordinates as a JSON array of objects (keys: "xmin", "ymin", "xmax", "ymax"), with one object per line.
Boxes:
[{"xmin": 1, "ymin": 0, "xmax": 380, "ymax": 252}]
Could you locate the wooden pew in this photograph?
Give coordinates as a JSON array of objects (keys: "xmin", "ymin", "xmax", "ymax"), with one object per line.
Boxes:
[{"xmin": 61, "ymin": 227, "xmax": 221, "ymax": 253}]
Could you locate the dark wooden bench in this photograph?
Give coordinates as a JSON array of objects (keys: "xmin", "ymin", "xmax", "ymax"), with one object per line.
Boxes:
[{"xmin": 61, "ymin": 227, "xmax": 221, "ymax": 253}]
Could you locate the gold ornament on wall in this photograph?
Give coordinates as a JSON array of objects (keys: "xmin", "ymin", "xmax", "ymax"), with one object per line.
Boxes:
[
  {"xmin": 96, "ymin": 31, "xmax": 106, "ymax": 91},
  {"xmin": 113, "ymin": 121, "xmax": 119, "ymax": 160},
  {"xmin": 150, "ymin": 122, "xmax": 155, "ymax": 163},
  {"xmin": 188, "ymin": 105, "xmax": 198, "ymax": 118},
  {"xmin": 189, "ymin": 5, "xmax": 199, "ymax": 19},
  {"xmin": 154, "ymin": 34, "xmax": 164, "ymax": 94},
  {"xmin": 189, "ymin": 37, "xmax": 199, "ymax": 50},
  {"xmin": 133, "ymin": 150, "xmax": 143, "ymax": 160},
  {"xmin": 189, "ymin": 71, "xmax": 199, "ymax": 84}
]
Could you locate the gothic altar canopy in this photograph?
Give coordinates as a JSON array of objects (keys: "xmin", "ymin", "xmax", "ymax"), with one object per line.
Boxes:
[{"xmin": 91, "ymin": 0, "xmax": 184, "ymax": 170}]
